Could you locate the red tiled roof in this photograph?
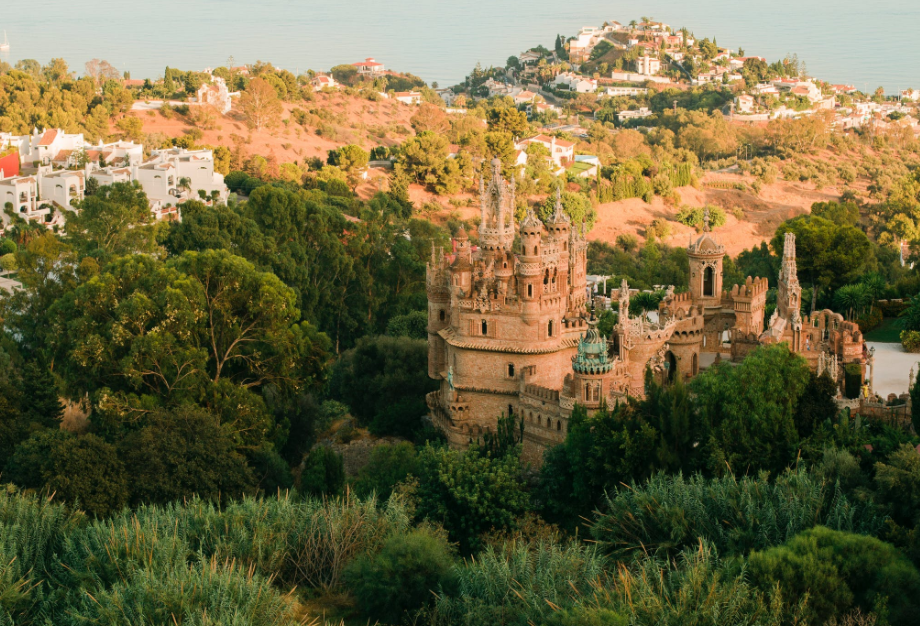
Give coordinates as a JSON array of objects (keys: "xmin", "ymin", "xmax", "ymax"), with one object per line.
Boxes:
[
  {"xmin": 554, "ymin": 139, "xmax": 575, "ymax": 148},
  {"xmin": 37, "ymin": 130, "xmax": 58, "ymax": 146},
  {"xmin": 123, "ymin": 79, "xmax": 145, "ymax": 87}
]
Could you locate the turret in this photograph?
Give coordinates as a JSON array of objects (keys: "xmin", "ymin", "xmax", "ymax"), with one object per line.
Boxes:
[
  {"xmin": 686, "ymin": 208, "xmax": 725, "ymax": 307},
  {"xmin": 517, "ymin": 209, "xmax": 543, "ymax": 322},
  {"xmin": 478, "ymin": 157, "xmax": 515, "ymax": 253}
]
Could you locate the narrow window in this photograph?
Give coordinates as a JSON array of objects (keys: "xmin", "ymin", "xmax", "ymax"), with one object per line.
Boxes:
[
  {"xmin": 533, "ymin": 246, "xmax": 538, "ymax": 255},
  {"xmin": 557, "ymin": 420, "xmax": 561, "ymax": 431},
  {"xmin": 507, "ymin": 363, "xmax": 515, "ymax": 377},
  {"xmin": 703, "ymin": 266, "xmax": 714, "ymax": 297},
  {"xmin": 528, "ymin": 284, "xmax": 533, "ymax": 297},
  {"xmin": 481, "ymin": 319, "xmax": 488, "ymax": 335},
  {"xmin": 548, "ymin": 319, "xmax": 554, "ymax": 337},
  {"xmin": 439, "ymin": 309, "xmax": 445, "ymax": 322},
  {"xmin": 508, "ymin": 404, "xmax": 514, "ymax": 417}
]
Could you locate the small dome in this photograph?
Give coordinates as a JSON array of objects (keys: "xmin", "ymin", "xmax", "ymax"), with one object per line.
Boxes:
[{"xmin": 455, "ymin": 226, "xmax": 468, "ymax": 241}]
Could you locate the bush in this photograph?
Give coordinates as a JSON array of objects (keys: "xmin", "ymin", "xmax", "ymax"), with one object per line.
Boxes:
[
  {"xmin": 299, "ymin": 445, "xmax": 345, "ymax": 496},
  {"xmin": 352, "ymin": 442, "xmax": 419, "ymax": 500},
  {"xmin": 675, "ymin": 205, "xmax": 726, "ymax": 230},
  {"xmin": 901, "ymin": 330, "xmax": 920, "ymax": 353},
  {"xmin": 345, "ymin": 528, "xmax": 456, "ymax": 623},
  {"xmin": 844, "ymin": 362, "xmax": 863, "ymax": 398},
  {"xmin": 749, "ymin": 527, "xmax": 920, "ymax": 625},
  {"xmin": 591, "ymin": 469, "xmax": 881, "ymax": 560}
]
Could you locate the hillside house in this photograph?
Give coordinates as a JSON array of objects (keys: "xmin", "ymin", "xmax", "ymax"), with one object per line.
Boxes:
[
  {"xmin": 39, "ymin": 168, "xmax": 85, "ymax": 211},
  {"xmin": 394, "ymin": 91, "xmax": 422, "ymax": 105},
  {"xmin": 735, "ymin": 94, "xmax": 755, "ymax": 113},
  {"xmin": 311, "ymin": 74, "xmax": 338, "ymax": 90},
  {"xmin": 618, "ymin": 107, "xmax": 653, "ymax": 124},
  {"xmin": 636, "ymin": 55, "xmax": 661, "ymax": 76},
  {"xmin": 513, "ymin": 90, "xmax": 538, "ymax": 106},
  {"xmin": 353, "ymin": 58, "xmax": 385, "ymax": 76},
  {"xmin": 515, "ymin": 134, "xmax": 575, "ymax": 168}
]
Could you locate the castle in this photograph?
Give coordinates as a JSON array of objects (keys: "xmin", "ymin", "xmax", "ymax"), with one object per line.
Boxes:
[{"xmin": 425, "ymin": 163, "xmax": 870, "ymax": 461}]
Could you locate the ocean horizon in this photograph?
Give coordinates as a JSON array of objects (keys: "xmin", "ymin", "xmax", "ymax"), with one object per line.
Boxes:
[{"xmin": 2, "ymin": 0, "xmax": 918, "ymax": 92}]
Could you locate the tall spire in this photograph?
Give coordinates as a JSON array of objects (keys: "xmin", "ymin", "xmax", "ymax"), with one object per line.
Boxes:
[{"xmin": 702, "ymin": 207, "xmax": 711, "ymax": 232}]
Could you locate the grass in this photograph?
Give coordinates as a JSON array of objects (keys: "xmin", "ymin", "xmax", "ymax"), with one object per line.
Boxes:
[{"xmin": 864, "ymin": 317, "xmax": 903, "ymax": 343}]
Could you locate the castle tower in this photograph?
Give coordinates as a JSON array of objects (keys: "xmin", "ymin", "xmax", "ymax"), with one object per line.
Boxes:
[
  {"xmin": 426, "ymin": 242, "xmax": 451, "ymax": 379},
  {"xmin": 519, "ymin": 208, "xmax": 544, "ymax": 323},
  {"xmin": 776, "ymin": 232, "xmax": 802, "ymax": 322},
  {"xmin": 478, "ymin": 158, "xmax": 515, "ymax": 253},
  {"xmin": 571, "ymin": 322, "xmax": 614, "ymax": 409},
  {"xmin": 686, "ymin": 209, "xmax": 725, "ymax": 308}
]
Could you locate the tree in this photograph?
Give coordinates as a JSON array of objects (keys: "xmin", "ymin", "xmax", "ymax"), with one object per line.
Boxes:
[
  {"xmin": 771, "ymin": 215, "xmax": 871, "ymax": 312},
  {"xmin": 327, "ymin": 144, "xmax": 369, "ymax": 190},
  {"xmin": 345, "ymin": 529, "xmax": 456, "ymax": 623},
  {"xmin": 65, "ymin": 181, "xmax": 156, "ymax": 259},
  {"xmin": 299, "ymin": 445, "xmax": 345, "ymax": 496},
  {"xmin": 749, "ymin": 527, "xmax": 920, "ymax": 626},
  {"xmin": 118, "ymin": 406, "xmax": 255, "ymax": 506},
  {"xmin": 352, "ymin": 441, "xmax": 418, "ymax": 499},
  {"xmin": 537, "ymin": 190, "xmax": 595, "ymax": 229},
  {"xmin": 416, "ymin": 444, "xmax": 528, "ymax": 552},
  {"xmin": 487, "ymin": 107, "xmax": 529, "ymax": 137},
  {"xmin": 238, "ymin": 77, "xmax": 283, "ymax": 131},
  {"xmin": 5, "ymin": 430, "xmax": 128, "ymax": 517},
  {"xmin": 114, "ymin": 115, "xmax": 144, "ymax": 142},
  {"xmin": 410, "ymin": 102, "xmax": 450, "ymax": 134},
  {"xmin": 691, "ymin": 344, "xmax": 809, "ymax": 475},
  {"xmin": 328, "ymin": 335, "xmax": 436, "ymax": 438},
  {"xmin": 84, "ymin": 59, "xmax": 120, "ymax": 87}
]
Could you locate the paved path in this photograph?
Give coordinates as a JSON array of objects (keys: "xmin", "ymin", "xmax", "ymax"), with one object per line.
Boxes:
[{"xmin": 868, "ymin": 341, "xmax": 919, "ymax": 398}]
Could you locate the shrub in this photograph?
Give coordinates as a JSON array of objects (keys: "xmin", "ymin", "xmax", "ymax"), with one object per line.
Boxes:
[
  {"xmin": 299, "ymin": 445, "xmax": 345, "ymax": 496},
  {"xmin": 900, "ymin": 330, "xmax": 920, "ymax": 353},
  {"xmin": 352, "ymin": 442, "xmax": 419, "ymax": 500},
  {"xmin": 591, "ymin": 469, "xmax": 881, "ymax": 560},
  {"xmin": 749, "ymin": 527, "xmax": 920, "ymax": 626},
  {"xmin": 345, "ymin": 528, "xmax": 456, "ymax": 623},
  {"xmin": 675, "ymin": 205, "xmax": 726, "ymax": 230}
]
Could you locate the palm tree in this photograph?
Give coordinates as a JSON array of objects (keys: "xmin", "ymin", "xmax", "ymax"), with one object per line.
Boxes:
[
  {"xmin": 859, "ymin": 272, "xmax": 886, "ymax": 310},
  {"xmin": 834, "ymin": 284, "xmax": 871, "ymax": 321},
  {"xmin": 630, "ymin": 291, "xmax": 665, "ymax": 319},
  {"xmin": 178, "ymin": 176, "xmax": 192, "ymax": 196}
]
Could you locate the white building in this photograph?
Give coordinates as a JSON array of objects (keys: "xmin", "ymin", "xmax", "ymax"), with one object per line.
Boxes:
[
  {"xmin": 394, "ymin": 91, "xmax": 422, "ymax": 105},
  {"xmin": 39, "ymin": 168, "xmax": 85, "ymax": 211},
  {"xmin": 353, "ymin": 58, "xmax": 385, "ymax": 76},
  {"xmin": 735, "ymin": 95, "xmax": 755, "ymax": 113},
  {"xmin": 636, "ymin": 55, "xmax": 661, "ymax": 76},
  {"xmin": 604, "ymin": 86, "xmax": 648, "ymax": 97},
  {"xmin": 0, "ymin": 175, "xmax": 44, "ymax": 224},
  {"xmin": 312, "ymin": 74, "xmax": 338, "ymax": 90},
  {"xmin": 6, "ymin": 128, "xmax": 84, "ymax": 166},
  {"xmin": 515, "ymin": 134, "xmax": 575, "ymax": 168},
  {"xmin": 618, "ymin": 107, "xmax": 653, "ymax": 124}
]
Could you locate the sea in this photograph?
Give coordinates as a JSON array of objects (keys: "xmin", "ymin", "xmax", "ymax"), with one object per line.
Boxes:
[{"xmin": 1, "ymin": 0, "xmax": 918, "ymax": 93}]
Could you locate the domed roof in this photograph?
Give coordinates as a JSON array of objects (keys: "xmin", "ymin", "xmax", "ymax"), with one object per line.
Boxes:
[
  {"xmin": 455, "ymin": 225, "xmax": 469, "ymax": 241},
  {"xmin": 572, "ymin": 321, "xmax": 613, "ymax": 374},
  {"xmin": 688, "ymin": 208, "xmax": 724, "ymax": 255}
]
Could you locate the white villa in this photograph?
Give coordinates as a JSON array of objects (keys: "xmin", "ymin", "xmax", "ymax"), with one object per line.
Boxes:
[{"xmin": 353, "ymin": 58, "xmax": 385, "ymax": 76}]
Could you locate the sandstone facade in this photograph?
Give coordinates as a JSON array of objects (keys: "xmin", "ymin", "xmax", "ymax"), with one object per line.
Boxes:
[{"xmin": 426, "ymin": 171, "xmax": 868, "ymax": 462}]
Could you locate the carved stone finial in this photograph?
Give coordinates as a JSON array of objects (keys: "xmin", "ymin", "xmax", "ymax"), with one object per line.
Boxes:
[{"xmin": 703, "ymin": 207, "xmax": 711, "ymax": 232}]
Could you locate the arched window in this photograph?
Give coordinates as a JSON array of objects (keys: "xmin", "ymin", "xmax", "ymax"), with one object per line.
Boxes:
[
  {"xmin": 481, "ymin": 319, "xmax": 488, "ymax": 335},
  {"xmin": 507, "ymin": 363, "xmax": 515, "ymax": 378},
  {"xmin": 508, "ymin": 404, "xmax": 514, "ymax": 417},
  {"xmin": 703, "ymin": 266, "xmax": 715, "ymax": 297},
  {"xmin": 548, "ymin": 319, "xmax": 554, "ymax": 337},
  {"xmin": 691, "ymin": 352, "xmax": 699, "ymax": 376},
  {"xmin": 543, "ymin": 270, "xmax": 549, "ymax": 285},
  {"xmin": 439, "ymin": 310, "xmax": 445, "ymax": 322},
  {"xmin": 537, "ymin": 415, "xmax": 541, "ymax": 426},
  {"xmin": 533, "ymin": 246, "xmax": 538, "ymax": 255},
  {"xmin": 557, "ymin": 420, "xmax": 561, "ymax": 431},
  {"xmin": 584, "ymin": 382, "xmax": 591, "ymax": 401},
  {"xmin": 527, "ymin": 284, "xmax": 533, "ymax": 298}
]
